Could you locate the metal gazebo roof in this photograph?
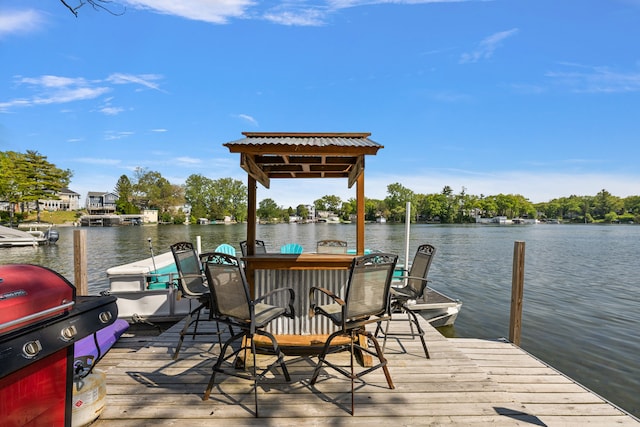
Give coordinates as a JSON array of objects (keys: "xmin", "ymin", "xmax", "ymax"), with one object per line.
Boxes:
[
  {"xmin": 224, "ymin": 132, "xmax": 384, "ymax": 189},
  {"xmin": 224, "ymin": 132, "xmax": 384, "ymax": 256}
]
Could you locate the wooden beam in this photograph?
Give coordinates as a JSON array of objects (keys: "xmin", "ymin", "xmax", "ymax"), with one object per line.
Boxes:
[
  {"xmin": 241, "ymin": 153, "xmax": 270, "ymax": 188},
  {"xmin": 348, "ymin": 156, "xmax": 363, "ymax": 188}
]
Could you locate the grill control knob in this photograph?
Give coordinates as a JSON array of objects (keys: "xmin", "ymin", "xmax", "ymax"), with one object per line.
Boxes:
[
  {"xmin": 99, "ymin": 310, "xmax": 113, "ymax": 324},
  {"xmin": 60, "ymin": 325, "xmax": 78, "ymax": 341},
  {"xmin": 23, "ymin": 340, "xmax": 42, "ymax": 358}
]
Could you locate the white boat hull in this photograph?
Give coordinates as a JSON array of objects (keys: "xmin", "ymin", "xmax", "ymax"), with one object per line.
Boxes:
[
  {"xmin": 0, "ymin": 225, "xmax": 47, "ymax": 247},
  {"xmin": 396, "ymin": 287, "xmax": 462, "ymax": 327},
  {"xmin": 106, "ymin": 251, "xmax": 192, "ymax": 322}
]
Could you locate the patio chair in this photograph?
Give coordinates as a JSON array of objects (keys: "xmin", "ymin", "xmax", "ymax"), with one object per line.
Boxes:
[
  {"xmin": 280, "ymin": 243, "xmax": 303, "ymax": 254},
  {"xmin": 379, "ymin": 244, "xmax": 436, "ymax": 358},
  {"xmin": 214, "ymin": 243, "xmax": 236, "ymax": 256},
  {"xmin": 308, "ymin": 252, "xmax": 398, "ymax": 415},
  {"xmin": 239, "ymin": 239, "xmax": 267, "ymax": 256},
  {"xmin": 202, "ymin": 252, "xmax": 295, "ymax": 417},
  {"xmin": 170, "ymin": 242, "xmax": 225, "ymax": 360},
  {"xmin": 316, "ymin": 239, "xmax": 348, "ymax": 254}
]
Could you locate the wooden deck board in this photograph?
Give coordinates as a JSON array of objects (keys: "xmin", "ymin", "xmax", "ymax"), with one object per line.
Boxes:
[{"xmin": 90, "ymin": 314, "xmax": 639, "ymax": 426}]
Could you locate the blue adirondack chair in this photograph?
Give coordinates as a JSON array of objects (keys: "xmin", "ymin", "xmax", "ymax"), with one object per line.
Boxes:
[{"xmin": 215, "ymin": 243, "xmax": 236, "ymax": 256}]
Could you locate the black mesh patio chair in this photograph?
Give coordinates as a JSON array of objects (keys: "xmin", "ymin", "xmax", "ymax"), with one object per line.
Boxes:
[
  {"xmin": 308, "ymin": 252, "xmax": 398, "ymax": 415},
  {"xmin": 378, "ymin": 244, "xmax": 436, "ymax": 358},
  {"xmin": 239, "ymin": 239, "xmax": 267, "ymax": 256},
  {"xmin": 316, "ymin": 239, "xmax": 348, "ymax": 254},
  {"xmin": 202, "ymin": 252, "xmax": 295, "ymax": 417},
  {"xmin": 170, "ymin": 241, "xmax": 225, "ymax": 360}
]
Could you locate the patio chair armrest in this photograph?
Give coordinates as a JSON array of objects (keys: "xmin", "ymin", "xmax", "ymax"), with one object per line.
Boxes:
[
  {"xmin": 395, "ymin": 274, "xmax": 429, "ymax": 283},
  {"xmin": 174, "ymin": 273, "xmax": 208, "ymax": 296},
  {"xmin": 254, "ymin": 287, "xmax": 296, "ymax": 318},
  {"xmin": 308, "ymin": 286, "xmax": 344, "ymax": 318}
]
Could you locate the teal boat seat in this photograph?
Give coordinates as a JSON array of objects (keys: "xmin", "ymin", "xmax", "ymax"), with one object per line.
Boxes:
[{"xmin": 280, "ymin": 243, "xmax": 303, "ymax": 254}]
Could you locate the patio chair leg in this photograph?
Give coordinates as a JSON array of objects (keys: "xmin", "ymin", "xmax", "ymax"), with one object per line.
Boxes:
[
  {"xmin": 173, "ymin": 310, "xmax": 193, "ymax": 360},
  {"xmin": 203, "ymin": 331, "xmax": 242, "ymax": 401},
  {"xmin": 350, "ymin": 332, "xmax": 355, "ymax": 416},
  {"xmin": 404, "ymin": 306, "xmax": 430, "ymax": 359},
  {"xmin": 365, "ymin": 330, "xmax": 395, "ymax": 390},
  {"xmin": 380, "ymin": 318, "xmax": 391, "ymax": 353},
  {"xmin": 310, "ymin": 332, "xmax": 339, "ymax": 385},
  {"xmin": 251, "ymin": 335, "xmax": 259, "ymax": 417}
]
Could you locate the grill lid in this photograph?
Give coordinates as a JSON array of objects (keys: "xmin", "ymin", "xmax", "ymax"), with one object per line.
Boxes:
[{"xmin": 0, "ymin": 264, "xmax": 76, "ymax": 335}]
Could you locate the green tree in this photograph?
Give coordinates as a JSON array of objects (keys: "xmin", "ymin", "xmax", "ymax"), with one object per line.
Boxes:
[
  {"xmin": 257, "ymin": 198, "xmax": 282, "ymax": 221},
  {"xmin": 132, "ymin": 168, "xmax": 183, "ymax": 213},
  {"xmin": 0, "ymin": 151, "xmax": 27, "ymax": 224},
  {"xmin": 296, "ymin": 204, "xmax": 309, "ymax": 220},
  {"xmin": 385, "ymin": 182, "xmax": 414, "ymax": 222},
  {"xmin": 208, "ymin": 178, "xmax": 247, "ymax": 221},
  {"xmin": 363, "ymin": 198, "xmax": 380, "ymax": 222},
  {"xmin": 184, "ymin": 174, "xmax": 214, "ymax": 221},
  {"xmin": 2, "ymin": 150, "xmax": 72, "ymax": 222},
  {"xmin": 314, "ymin": 195, "xmax": 342, "ymax": 213},
  {"xmin": 417, "ymin": 193, "xmax": 445, "ymax": 222},
  {"xmin": 26, "ymin": 150, "xmax": 72, "ymax": 221},
  {"xmin": 114, "ymin": 174, "xmax": 138, "ymax": 214},
  {"xmin": 593, "ymin": 189, "xmax": 622, "ymax": 220}
]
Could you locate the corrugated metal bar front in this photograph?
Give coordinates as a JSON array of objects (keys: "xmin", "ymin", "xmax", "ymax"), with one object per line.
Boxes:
[{"xmin": 254, "ymin": 269, "xmax": 349, "ymax": 335}]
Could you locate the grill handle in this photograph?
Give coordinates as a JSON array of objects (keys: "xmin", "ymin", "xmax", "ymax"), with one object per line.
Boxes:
[{"xmin": 0, "ymin": 301, "xmax": 75, "ymax": 333}]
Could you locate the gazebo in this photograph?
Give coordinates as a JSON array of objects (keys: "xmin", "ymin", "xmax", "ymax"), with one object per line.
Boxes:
[{"xmin": 223, "ymin": 131, "xmax": 384, "ymax": 345}]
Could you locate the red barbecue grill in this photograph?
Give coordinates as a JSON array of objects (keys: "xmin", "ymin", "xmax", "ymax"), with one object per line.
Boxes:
[{"xmin": 0, "ymin": 264, "xmax": 118, "ymax": 427}]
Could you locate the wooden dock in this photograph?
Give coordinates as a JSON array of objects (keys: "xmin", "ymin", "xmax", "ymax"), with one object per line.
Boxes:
[{"xmin": 92, "ymin": 315, "xmax": 639, "ymax": 426}]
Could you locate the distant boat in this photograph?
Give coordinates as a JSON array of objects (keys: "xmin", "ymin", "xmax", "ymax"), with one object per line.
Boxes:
[{"xmin": 0, "ymin": 224, "xmax": 50, "ymax": 247}]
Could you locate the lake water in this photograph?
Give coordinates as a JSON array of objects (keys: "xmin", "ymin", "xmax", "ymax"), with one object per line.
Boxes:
[{"xmin": 1, "ymin": 222, "xmax": 638, "ymax": 417}]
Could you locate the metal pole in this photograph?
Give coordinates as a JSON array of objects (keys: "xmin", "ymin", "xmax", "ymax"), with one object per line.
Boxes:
[
  {"xmin": 404, "ymin": 201, "xmax": 411, "ymax": 273},
  {"xmin": 148, "ymin": 238, "xmax": 157, "ymax": 273}
]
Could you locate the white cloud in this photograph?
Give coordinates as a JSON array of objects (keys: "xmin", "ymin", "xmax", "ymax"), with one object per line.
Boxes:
[
  {"xmin": 33, "ymin": 86, "xmax": 111, "ymax": 106},
  {"xmin": 263, "ymin": 8, "xmax": 327, "ymax": 26},
  {"xmin": 104, "ymin": 131, "xmax": 134, "ymax": 140},
  {"xmin": 1, "ymin": 73, "xmax": 165, "ymax": 113},
  {"xmin": 121, "ymin": 0, "xmax": 482, "ymax": 27},
  {"xmin": 0, "ymin": 9, "xmax": 44, "ymax": 38},
  {"xmin": 151, "ymin": 128, "xmax": 168, "ymax": 132},
  {"xmin": 460, "ymin": 28, "xmax": 518, "ymax": 64},
  {"xmin": 123, "ymin": 0, "xmax": 255, "ymax": 24},
  {"xmin": 236, "ymin": 114, "xmax": 259, "ymax": 126},
  {"xmin": 176, "ymin": 156, "xmax": 202, "ymax": 165},
  {"xmin": 546, "ymin": 63, "xmax": 640, "ymax": 93},
  {"xmin": 106, "ymin": 73, "xmax": 164, "ymax": 91},
  {"xmin": 74, "ymin": 157, "xmax": 122, "ymax": 166},
  {"xmin": 99, "ymin": 106, "xmax": 125, "ymax": 115}
]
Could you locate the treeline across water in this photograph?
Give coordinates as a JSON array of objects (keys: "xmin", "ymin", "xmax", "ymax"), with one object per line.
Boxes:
[{"xmin": 2, "ymin": 150, "xmax": 638, "ymax": 225}]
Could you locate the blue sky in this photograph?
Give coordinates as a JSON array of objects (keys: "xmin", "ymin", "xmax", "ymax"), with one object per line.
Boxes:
[{"xmin": 1, "ymin": 0, "xmax": 639, "ymax": 208}]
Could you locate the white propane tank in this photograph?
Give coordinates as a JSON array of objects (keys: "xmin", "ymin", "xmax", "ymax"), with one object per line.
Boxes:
[{"xmin": 71, "ymin": 368, "xmax": 107, "ymax": 427}]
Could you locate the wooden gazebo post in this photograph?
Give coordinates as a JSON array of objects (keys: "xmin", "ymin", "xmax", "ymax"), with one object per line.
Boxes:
[{"xmin": 247, "ymin": 175, "xmax": 257, "ymax": 256}]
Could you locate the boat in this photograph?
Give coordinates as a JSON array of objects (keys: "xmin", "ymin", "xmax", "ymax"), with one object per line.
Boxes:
[
  {"xmin": 0, "ymin": 224, "xmax": 60, "ymax": 247},
  {"xmin": 397, "ymin": 286, "xmax": 462, "ymax": 327},
  {"xmin": 391, "ymin": 201, "xmax": 462, "ymax": 327},
  {"xmin": 0, "ymin": 224, "xmax": 49, "ymax": 247},
  {"xmin": 104, "ymin": 250, "xmax": 192, "ymax": 322}
]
